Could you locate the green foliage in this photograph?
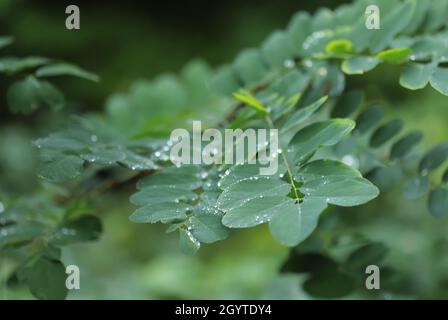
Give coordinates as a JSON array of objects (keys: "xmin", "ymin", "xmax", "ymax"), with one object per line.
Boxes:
[
  {"xmin": 0, "ymin": 37, "xmax": 97, "ymax": 114},
  {"xmin": 2, "ymin": 0, "xmax": 448, "ymax": 300}
]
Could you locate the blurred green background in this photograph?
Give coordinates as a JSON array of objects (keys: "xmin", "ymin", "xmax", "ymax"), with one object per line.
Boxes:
[{"xmin": 1, "ymin": 0, "xmax": 448, "ymax": 299}]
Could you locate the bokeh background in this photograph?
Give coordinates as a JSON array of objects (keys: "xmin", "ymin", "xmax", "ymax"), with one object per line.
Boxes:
[{"xmin": 1, "ymin": 0, "xmax": 448, "ymax": 299}]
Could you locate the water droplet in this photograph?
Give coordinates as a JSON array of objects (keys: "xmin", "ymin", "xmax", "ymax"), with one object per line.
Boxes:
[
  {"xmin": 224, "ymin": 169, "xmax": 230, "ymax": 176},
  {"xmin": 90, "ymin": 135, "xmax": 98, "ymax": 143},
  {"xmin": 284, "ymin": 59, "xmax": 295, "ymax": 69},
  {"xmin": 318, "ymin": 67, "xmax": 328, "ymax": 76},
  {"xmin": 0, "ymin": 202, "xmax": 4, "ymax": 214},
  {"xmin": 342, "ymin": 154, "xmax": 359, "ymax": 169}
]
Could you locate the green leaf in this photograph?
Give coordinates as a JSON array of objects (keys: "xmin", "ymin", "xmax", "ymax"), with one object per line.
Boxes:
[
  {"xmin": 369, "ymin": 119, "xmax": 404, "ymax": 147},
  {"xmin": 131, "ymin": 186, "xmax": 197, "ymax": 206},
  {"xmin": 218, "ymin": 177, "xmax": 291, "ymax": 214},
  {"xmin": 269, "ymin": 198, "xmax": 327, "ymax": 246},
  {"xmin": 233, "ymin": 90, "xmax": 269, "ymax": 115},
  {"xmin": 23, "ymin": 257, "xmax": 68, "ymax": 300},
  {"xmin": 325, "ymin": 39, "xmax": 354, "ymax": 57},
  {"xmin": 209, "ymin": 65, "xmax": 240, "ymax": 95},
  {"xmin": 295, "ymin": 159, "xmax": 362, "ymax": 182},
  {"xmin": 399, "ymin": 63, "xmax": 434, "ymax": 90},
  {"xmin": 419, "ymin": 142, "xmax": 448, "ymax": 174},
  {"xmin": 368, "ymin": 0, "xmax": 416, "ymax": 53},
  {"xmin": 7, "ymin": 76, "xmax": 65, "ymax": 114},
  {"xmin": 129, "ymin": 202, "xmax": 189, "ymax": 223},
  {"xmin": 287, "ymin": 12, "xmax": 311, "ymax": 56},
  {"xmin": 404, "ymin": 176, "xmax": 430, "ymax": 199},
  {"xmin": 304, "ymin": 270, "xmax": 354, "ymax": 298},
  {"xmin": 443, "ymin": 169, "xmax": 448, "ymax": 184},
  {"xmin": 37, "ymin": 152, "xmax": 84, "ymax": 183},
  {"xmin": 289, "ymin": 119, "xmax": 355, "ymax": 162},
  {"xmin": 137, "ymin": 165, "xmax": 202, "ymax": 190},
  {"xmin": 131, "ymin": 165, "xmax": 229, "ymax": 249},
  {"xmin": 50, "ymin": 215, "xmax": 102, "ymax": 246},
  {"xmin": 367, "ymin": 166, "xmax": 402, "ymax": 193},
  {"xmin": 430, "ymin": 67, "xmax": 448, "ymax": 96},
  {"xmin": 428, "ymin": 188, "xmax": 448, "ymax": 218},
  {"xmin": 0, "ymin": 57, "xmax": 49, "ymax": 74},
  {"xmin": 233, "ymin": 49, "xmax": 267, "ymax": 85},
  {"xmin": 222, "ymin": 196, "xmax": 292, "ymax": 228},
  {"xmin": 341, "ymin": 56, "xmax": 379, "ymax": 75},
  {"xmin": 36, "ymin": 63, "xmax": 99, "ymax": 82},
  {"xmin": 424, "ymin": 0, "xmax": 448, "ymax": 31},
  {"xmin": 0, "ymin": 223, "xmax": 46, "ymax": 248},
  {"xmin": 390, "ymin": 131, "xmax": 423, "ymax": 160},
  {"xmin": 179, "ymin": 229, "xmax": 200, "ymax": 255},
  {"xmin": 261, "ymin": 31, "xmax": 294, "ymax": 68},
  {"xmin": 344, "ymin": 242, "xmax": 388, "ymax": 273},
  {"xmin": 187, "ymin": 208, "xmax": 230, "ymax": 243},
  {"xmin": 375, "ymin": 48, "xmax": 413, "ymax": 63},
  {"xmin": 81, "ymin": 147, "xmax": 126, "ymax": 165},
  {"xmin": 281, "ymin": 96, "xmax": 328, "ymax": 134},
  {"xmin": 355, "ymin": 104, "xmax": 385, "ymax": 134},
  {"xmin": 301, "ymin": 177, "xmax": 379, "ymax": 207},
  {"xmin": 331, "ymin": 90, "xmax": 364, "ymax": 118},
  {"xmin": 0, "ymin": 36, "xmax": 13, "ymax": 49}
]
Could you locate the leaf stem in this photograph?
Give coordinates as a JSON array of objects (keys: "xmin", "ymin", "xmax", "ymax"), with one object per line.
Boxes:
[{"xmin": 264, "ymin": 115, "xmax": 301, "ymax": 202}]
